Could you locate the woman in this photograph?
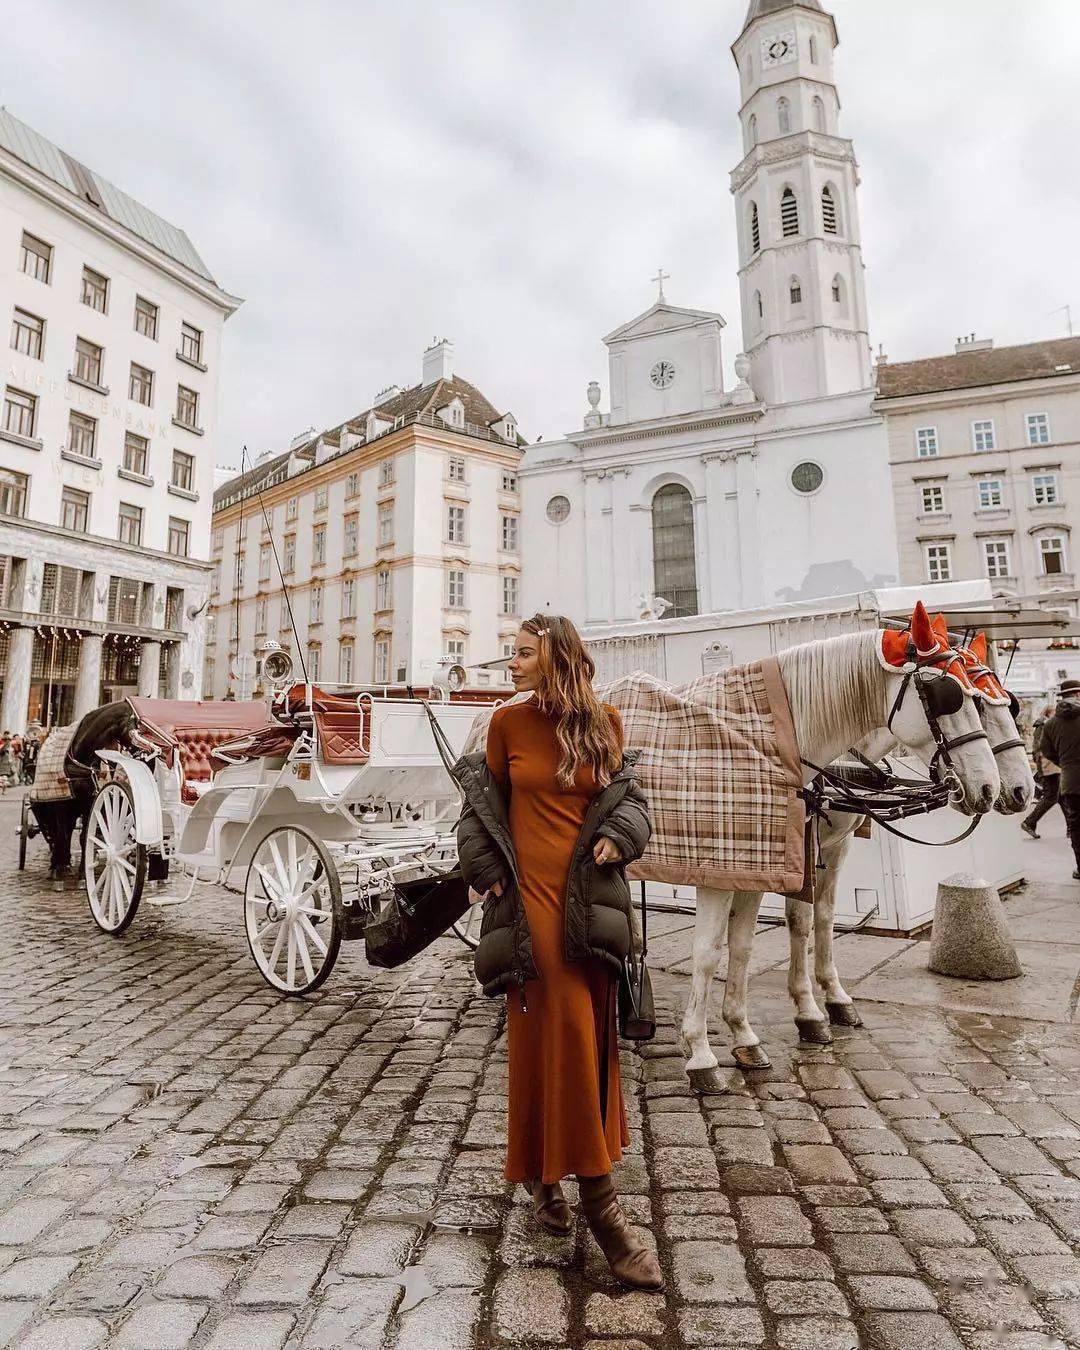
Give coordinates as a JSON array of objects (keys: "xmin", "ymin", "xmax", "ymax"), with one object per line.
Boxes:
[{"xmin": 454, "ymin": 614, "xmax": 662, "ymax": 1292}]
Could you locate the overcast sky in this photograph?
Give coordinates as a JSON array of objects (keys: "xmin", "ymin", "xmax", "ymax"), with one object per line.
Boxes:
[{"xmin": 9, "ymin": 2, "xmax": 1080, "ymax": 466}]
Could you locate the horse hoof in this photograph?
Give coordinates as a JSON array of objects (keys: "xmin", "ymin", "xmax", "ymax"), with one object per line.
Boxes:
[
  {"xmin": 687, "ymin": 1066, "xmax": 731, "ymax": 1095},
  {"xmin": 826, "ymin": 1001, "xmax": 863, "ymax": 1028},
  {"xmin": 795, "ymin": 1017, "xmax": 833, "ymax": 1046},
  {"xmin": 732, "ymin": 1044, "xmax": 771, "ymax": 1072}
]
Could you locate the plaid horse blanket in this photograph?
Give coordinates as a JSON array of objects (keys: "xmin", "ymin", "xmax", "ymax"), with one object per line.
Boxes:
[
  {"xmin": 30, "ymin": 724, "xmax": 76, "ymax": 803},
  {"xmin": 464, "ymin": 657, "xmax": 806, "ymax": 895}
]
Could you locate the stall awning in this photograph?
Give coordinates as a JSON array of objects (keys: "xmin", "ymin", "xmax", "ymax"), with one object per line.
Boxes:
[{"xmin": 883, "ymin": 592, "xmax": 1080, "ymax": 642}]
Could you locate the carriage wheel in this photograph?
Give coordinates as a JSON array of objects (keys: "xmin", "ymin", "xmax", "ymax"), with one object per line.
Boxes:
[
  {"xmin": 17, "ymin": 794, "xmax": 30, "ymax": 871},
  {"xmin": 244, "ymin": 825, "xmax": 343, "ymax": 996},
  {"xmin": 450, "ymin": 901, "xmax": 483, "ymax": 950},
  {"xmin": 85, "ymin": 781, "xmax": 147, "ymax": 934}
]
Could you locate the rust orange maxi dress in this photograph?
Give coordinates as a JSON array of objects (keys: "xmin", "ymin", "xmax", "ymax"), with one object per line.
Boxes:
[{"xmin": 486, "ymin": 698, "xmax": 631, "ymax": 1185}]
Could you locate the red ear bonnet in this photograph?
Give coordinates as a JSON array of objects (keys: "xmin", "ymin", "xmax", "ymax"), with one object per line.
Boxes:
[
  {"xmin": 958, "ymin": 630, "xmax": 1010, "ymax": 705},
  {"xmin": 879, "ymin": 601, "xmax": 976, "ymax": 691}
]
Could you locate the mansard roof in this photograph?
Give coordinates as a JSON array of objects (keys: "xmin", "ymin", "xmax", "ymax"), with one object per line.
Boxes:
[{"xmin": 876, "ymin": 337, "xmax": 1080, "ymax": 400}]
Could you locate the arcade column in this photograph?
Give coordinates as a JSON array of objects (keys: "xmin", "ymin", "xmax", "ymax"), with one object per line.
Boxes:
[
  {"xmin": 138, "ymin": 640, "xmax": 162, "ymax": 697},
  {"xmin": 73, "ymin": 633, "xmax": 104, "ymax": 718},
  {"xmin": 0, "ymin": 626, "xmax": 34, "ymax": 733}
]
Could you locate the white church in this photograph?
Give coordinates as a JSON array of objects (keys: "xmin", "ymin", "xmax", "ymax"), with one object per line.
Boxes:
[{"xmin": 519, "ymin": 0, "xmax": 899, "ymax": 632}]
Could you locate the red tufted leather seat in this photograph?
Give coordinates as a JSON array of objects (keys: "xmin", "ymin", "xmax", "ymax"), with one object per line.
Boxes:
[{"xmin": 128, "ymin": 699, "xmax": 274, "ymax": 803}]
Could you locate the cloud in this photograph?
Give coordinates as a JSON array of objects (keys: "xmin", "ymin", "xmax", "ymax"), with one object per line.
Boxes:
[{"xmin": 6, "ymin": 0, "xmax": 1080, "ymax": 465}]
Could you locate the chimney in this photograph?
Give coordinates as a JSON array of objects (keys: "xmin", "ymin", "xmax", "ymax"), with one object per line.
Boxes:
[
  {"xmin": 955, "ymin": 334, "xmax": 993, "ymax": 355},
  {"xmin": 423, "ymin": 338, "xmax": 454, "ymax": 386}
]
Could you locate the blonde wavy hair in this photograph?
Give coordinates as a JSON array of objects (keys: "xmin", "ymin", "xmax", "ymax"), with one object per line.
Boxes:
[{"xmin": 521, "ymin": 613, "xmax": 623, "ymax": 788}]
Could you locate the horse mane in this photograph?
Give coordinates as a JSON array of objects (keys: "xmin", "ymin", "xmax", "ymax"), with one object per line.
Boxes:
[{"xmin": 776, "ymin": 630, "xmax": 887, "ymax": 753}]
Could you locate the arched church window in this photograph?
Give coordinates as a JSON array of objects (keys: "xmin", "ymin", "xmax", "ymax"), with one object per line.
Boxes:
[
  {"xmin": 777, "ymin": 97, "xmax": 791, "ymax": 135},
  {"xmin": 651, "ymin": 485, "xmax": 698, "ymax": 619},
  {"xmin": 750, "ymin": 201, "xmax": 760, "ymax": 253},
  {"xmin": 789, "ymin": 277, "xmax": 802, "ymax": 305},
  {"xmin": 809, "ymin": 34, "xmax": 818, "ymax": 64},
  {"xmin": 822, "ymin": 185, "xmax": 839, "ymax": 234},
  {"xmin": 780, "ymin": 187, "xmax": 800, "ymax": 237},
  {"xmin": 813, "ymin": 96, "xmax": 826, "ymax": 133},
  {"xmin": 832, "ymin": 274, "xmax": 848, "ymax": 315},
  {"xmin": 754, "ymin": 290, "xmax": 764, "ymax": 322},
  {"xmin": 748, "ymin": 114, "xmax": 757, "ymax": 148}
]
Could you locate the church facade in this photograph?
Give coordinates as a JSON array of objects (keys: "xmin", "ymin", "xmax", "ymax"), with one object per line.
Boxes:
[{"xmin": 519, "ymin": 0, "xmax": 899, "ymax": 629}]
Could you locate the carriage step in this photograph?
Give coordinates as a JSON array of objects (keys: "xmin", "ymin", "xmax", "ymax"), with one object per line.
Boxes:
[{"xmin": 145, "ymin": 894, "xmax": 190, "ymax": 908}]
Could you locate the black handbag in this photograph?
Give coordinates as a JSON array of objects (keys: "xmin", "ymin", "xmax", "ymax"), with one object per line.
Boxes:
[
  {"xmin": 364, "ymin": 867, "xmax": 471, "ymax": 969},
  {"xmin": 618, "ymin": 880, "xmax": 656, "ymax": 1041}
]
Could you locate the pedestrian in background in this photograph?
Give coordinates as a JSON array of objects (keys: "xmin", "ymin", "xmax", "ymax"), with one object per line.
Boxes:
[
  {"xmin": 1022, "ymin": 702, "xmax": 1062, "ymax": 839},
  {"xmin": 455, "ymin": 614, "xmax": 662, "ymax": 1292},
  {"xmin": 1038, "ymin": 681, "xmax": 1080, "ymax": 879},
  {"xmin": 0, "ymin": 733, "xmax": 16, "ymax": 793}
]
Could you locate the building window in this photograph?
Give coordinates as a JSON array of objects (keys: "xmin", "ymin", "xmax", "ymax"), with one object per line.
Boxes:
[
  {"xmin": 307, "ymin": 644, "xmax": 321, "ymax": 682},
  {"xmin": 283, "ymin": 496, "xmax": 296, "ymax": 522},
  {"xmin": 344, "ymin": 513, "xmax": 359, "ymax": 555},
  {"xmin": 236, "ymin": 554, "xmax": 246, "ymax": 589},
  {"xmin": 750, "ymin": 201, "xmax": 760, "ymax": 253},
  {"xmin": 448, "ymin": 454, "xmax": 466, "ymax": 482},
  {"xmin": 379, "ymin": 459, "xmax": 394, "ymax": 487},
  {"xmin": 1040, "ymin": 536, "xmax": 1067, "ymax": 575},
  {"xmin": 501, "ymin": 639, "xmax": 514, "ymax": 683},
  {"xmin": 130, "ymin": 362, "xmax": 154, "ymax": 406},
  {"xmin": 925, "ymin": 542, "xmax": 951, "ymax": 582},
  {"xmin": 977, "ymin": 478, "xmax": 1003, "ymax": 509},
  {"xmin": 821, "ymin": 184, "xmax": 838, "ymax": 233},
  {"xmin": 1026, "ymin": 412, "xmax": 1050, "ymax": 445},
  {"xmin": 0, "ymin": 470, "xmax": 28, "ymax": 517},
  {"xmin": 501, "ymin": 513, "xmax": 519, "ymax": 551},
  {"xmin": 447, "ymin": 568, "xmax": 466, "ymax": 609},
  {"xmin": 11, "ymin": 309, "xmax": 44, "ymax": 359},
  {"xmin": 134, "ymin": 296, "xmax": 158, "ymax": 339},
  {"xmin": 82, "ymin": 266, "xmax": 108, "ymax": 313},
  {"xmin": 118, "ymin": 502, "xmax": 143, "ymax": 545},
  {"xmin": 168, "ymin": 517, "xmax": 190, "ymax": 557},
  {"xmin": 180, "ymin": 322, "xmax": 203, "ymax": 364},
  {"xmin": 652, "ymin": 483, "xmax": 698, "ymax": 618},
  {"xmin": 777, "ymin": 96, "xmax": 791, "ymax": 135},
  {"xmin": 314, "ymin": 484, "xmax": 328, "ymax": 511},
  {"xmin": 341, "ymin": 578, "xmax": 356, "ymax": 618},
  {"xmin": 61, "ymin": 487, "xmax": 90, "ymax": 533},
  {"xmin": 20, "ymin": 232, "xmax": 51, "ymax": 283},
  {"xmin": 74, "ymin": 337, "xmax": 104, "ymax": 386},
  {"xmin": 501, "ymin": 574, "xmax": 519, "ymax": 617},
  {"xmin": 831, "ymin": 275, "xmax": 846, "ymax": 310},
  {"xmin": 755, "ymin": 290, "xmax": 764, "ymax": 321},
  {"xmin": 1032, "ymin": 472, "xmax": 1059, "ymax": 506},
  {"xmin": 445, "ymin": 637, "xmax": 465, "ymax": 666},
  {"xmin": 255, "ymin": 597, "xmax": 267, "ymax": 633},
  {"xmin": 446, "ymin": 503, "xmax": 466, "ymax": 544},
  {"xmin": 915, "ymin": 427, "xmax": 938, "ymax": 458},
  {"xmin": 176, "ymin": 385, "xmax": 199, "ymax": 428},
  {"xmin": 374, "ymin": 638, "xmax": 390, "ymax": 684},
  {"xmin": 813, "ymin": 95, "xmax": 826, "ymax": 132},
  {"xmin": 789, "ymin": 277, "xmax": 802, "ymax": 305},
  {"xmin": 376, "ymin": 568, "xmax": 392, "ymax": 610},
  {"xmin": 259, "ymin": 543, "xmax": 271, "ymax": 581},
  {"xmin": 124, "ymin": 432, "xmax": 149, "ymax": 476},
  {"xmin": 68, "ymin": 411, "xmax": 97, "ymax": 459},
  {"xmin": 377, "ymin": 502, "xmax": 393, "ymax": 546},
  {"xmin": 4, "ymin": 387, "xmax": 37, "ymax": 439},
  {"xmin": 310, "ymin": 583, "xmax": 323, "ymax": 624},
  {"xmin": 501, "ymin": 470, "xmax": 518, "ymax": 492},
  {"xmin": 983, "ymin": 539, "xmax": 1011, "ymax": 579},
  {"xmin": 346, "ymin": 471, "xmax": 360, "ymax": 497},
  {"xmin": 108, "ymin": 575, "xmax": 140, "ymax": 624},
  {"xmin": 972, "ymin": 419, "xmax": 996, "ymax": 452},
  {"xmin": 780, "ymin": 186, "xmax": 799, "ymax": 237},
  {"xmin": 171, "ymin": 450, "xmax": 194, "ymax": 491},
  {"xmin": 921, "ymin": 484, "xmax": 945, "ymax": 514},
  {"xmin": 339, "ymin": 641, "xmax": 354, "ymax": 684},
  {"xmin": 282, "ymin": 535, "xmax": 296, "ymax": 573},
  {"xmin": 313, "ymin": 524, "xmax": 326, "ymax": 565}
]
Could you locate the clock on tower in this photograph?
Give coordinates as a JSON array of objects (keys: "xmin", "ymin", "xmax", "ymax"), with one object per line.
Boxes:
[{"xmin": 760, "ymin": 29, "xmax": 796, "ymax": 67}]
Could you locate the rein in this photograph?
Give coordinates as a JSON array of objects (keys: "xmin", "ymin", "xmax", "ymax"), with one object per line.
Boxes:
[{"xmin": 885, "ymin": 650, "xmax": 990, "ymax": 793}]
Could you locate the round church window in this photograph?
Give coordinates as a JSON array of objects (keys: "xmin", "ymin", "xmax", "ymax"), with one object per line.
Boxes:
[
  {"xmin": 546, "ymin": 494, "xmax": 571, "ymax": 524},
  {"xmin": 790, "ymin": 461, "xmax": 824, "ymax": 495}
]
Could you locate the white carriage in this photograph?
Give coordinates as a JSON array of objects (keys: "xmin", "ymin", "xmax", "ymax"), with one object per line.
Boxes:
[{"xmin": 82, "ymin": 658, "xmax": 501, "ymax": 994}]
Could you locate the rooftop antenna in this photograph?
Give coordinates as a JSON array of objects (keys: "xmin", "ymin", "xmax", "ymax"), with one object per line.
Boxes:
[
  {"xmin": 240, "ymin": 444, "xmax": 309, "ymax": 684},
  {"xmin": 1048, "ymin": 304, "xmax": 1074, "ymax": 338}
]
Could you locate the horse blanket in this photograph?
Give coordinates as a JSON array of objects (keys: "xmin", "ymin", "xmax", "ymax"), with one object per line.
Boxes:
[
  {"xmin": 29, "ymin": 724, "xmax": 76, "ymax": 804},
  {"xmin": 464, "ymin": 657, "xmax": 806, "ymax": 895}
]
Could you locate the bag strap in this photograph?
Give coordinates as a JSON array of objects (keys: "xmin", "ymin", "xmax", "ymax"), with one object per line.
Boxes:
[
  {"xmin": 421, "ymin": 699, "xmax": 460, "ymax": 778},
  {"xmin": 639, "ymin": 879, "xmax": 648, "ymax": 960}
]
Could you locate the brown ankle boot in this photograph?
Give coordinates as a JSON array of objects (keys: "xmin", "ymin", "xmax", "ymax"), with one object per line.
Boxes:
[
  {"xmin": 577, "ymin": 1173, "xmax": 664, "ymax": 1291},
  {"xmin": 523, "ymin": 1179, "xmax": 573, "ymax": 1235}
]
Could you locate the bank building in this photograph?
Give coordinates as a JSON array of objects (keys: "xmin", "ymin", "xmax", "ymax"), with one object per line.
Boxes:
[{"xmin": 519, "ymin": 0, "xmax": 900, "ymax": 652}]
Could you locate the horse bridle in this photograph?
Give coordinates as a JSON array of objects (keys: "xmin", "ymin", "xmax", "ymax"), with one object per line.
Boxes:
[
  {"xmin": 961, "ymin": 655, "xmax": 1024, "ymax": 759},
  {"xmin": 885, "ymin": 646, "xmax": 990, "ymax": 796}
]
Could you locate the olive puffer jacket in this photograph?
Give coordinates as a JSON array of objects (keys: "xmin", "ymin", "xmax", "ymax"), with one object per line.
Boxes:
[{"xmin": 452, "ymin": 745, "xmax": 652, "ymax": 1006}]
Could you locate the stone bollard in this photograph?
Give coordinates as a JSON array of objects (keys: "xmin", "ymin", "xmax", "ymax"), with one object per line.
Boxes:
[{"xmin": 928, "ymin": 872, "xmax": 1022, "ymax": 980}]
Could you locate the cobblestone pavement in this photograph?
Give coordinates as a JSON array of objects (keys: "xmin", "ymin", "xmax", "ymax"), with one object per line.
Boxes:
[{"xmin": 2, "ymin": 790, "xmax": 1080, "ymax": 1349}]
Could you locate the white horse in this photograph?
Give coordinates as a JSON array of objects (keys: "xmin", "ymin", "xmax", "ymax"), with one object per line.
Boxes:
[{"xmin": 781, "ymin": 663, "xmax": 1035, "ymax": 1049}]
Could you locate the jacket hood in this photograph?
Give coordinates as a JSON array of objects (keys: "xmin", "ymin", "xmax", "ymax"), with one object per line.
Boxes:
[{"xmin": 1056, "ymin": 699, "xmax": 1080, "ymax": 720}]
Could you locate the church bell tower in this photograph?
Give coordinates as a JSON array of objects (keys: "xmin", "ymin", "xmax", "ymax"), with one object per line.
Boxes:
[{"xmin": 731, "ymin": 0, "xmax": 872, "ymax": 406}]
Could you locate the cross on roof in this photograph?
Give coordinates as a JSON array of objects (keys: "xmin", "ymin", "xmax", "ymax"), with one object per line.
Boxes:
[{"xmin": 652, "ymin": 268, "xmax": 669, "ymax": 303}]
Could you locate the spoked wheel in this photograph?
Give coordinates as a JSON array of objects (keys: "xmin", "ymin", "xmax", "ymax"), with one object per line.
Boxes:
[
  {"xmin": 17, "ymin": 794, "xmax": 32, "ymax": 870},
  {"xmin": 450, "ymin": 900, "xmax": 483, "ymax": 950},
  {"xmin": 245, "ymin": 825, "xmax": 342, "ymax": 995},
  {"xmin": 85, "ymin": 781, "xmax": 147, "ymax": 934}
]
